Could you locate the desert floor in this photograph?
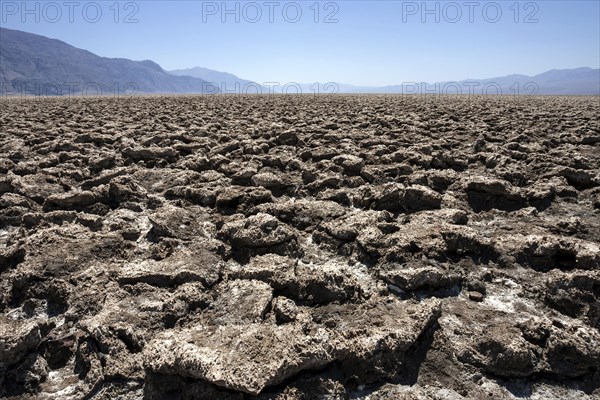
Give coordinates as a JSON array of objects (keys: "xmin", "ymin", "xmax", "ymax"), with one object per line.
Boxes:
[{"xmin": 0, "ymin": 95, "xmax": 599, "ymax": 399}]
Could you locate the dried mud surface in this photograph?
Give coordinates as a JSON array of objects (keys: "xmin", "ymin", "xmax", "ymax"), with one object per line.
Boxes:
[{"xmin": 0, "ymin": 95, "xmax": 599, "ymax": 399}]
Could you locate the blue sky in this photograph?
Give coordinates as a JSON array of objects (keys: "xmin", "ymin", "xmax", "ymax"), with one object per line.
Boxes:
[{"xmin": 1, "ymin": 1, "xmax": 599, "ymax": 85}]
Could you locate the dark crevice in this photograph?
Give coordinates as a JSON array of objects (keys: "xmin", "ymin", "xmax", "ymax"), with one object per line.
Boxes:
[
  {"xmin": 467, "ymin": 190, "xmax": 528, "ymax": 212},
  {"xmin": 394, "ymin": 320, "xmax": 441, "ymax": 385},
  {"xmin": 490, "ymin": 368, "xmax": 600, "ymax": 397}
]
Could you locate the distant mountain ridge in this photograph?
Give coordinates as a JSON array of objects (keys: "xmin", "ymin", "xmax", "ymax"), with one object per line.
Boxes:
[
  {"xmin": 169, "ymin": 67, "xmax": 264, "ymax": 93},
  {"xmin": 299, "ymin": 68, "xmax": 599, "ymax": 95},
  {"xmin": 0, "ymin": 28, "xmax": 218, "ymax": 95},
  {"xmin": 0, "ymin": 28, "xmax": 598, "ymax": 96},
  {"xmin": 184, "ymin": 68, "xmax": 599, "ymax": 95}
]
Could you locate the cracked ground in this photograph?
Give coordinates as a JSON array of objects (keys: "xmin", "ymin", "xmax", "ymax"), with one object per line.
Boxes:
[{"xmin": 0, "ymin": 95, "xmax": 599, "ymax": 399}]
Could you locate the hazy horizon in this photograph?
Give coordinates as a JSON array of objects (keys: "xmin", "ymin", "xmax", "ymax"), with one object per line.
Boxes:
[{"xmin": 1, "ymin": 1, "xmax": 599, "ymax": 86}]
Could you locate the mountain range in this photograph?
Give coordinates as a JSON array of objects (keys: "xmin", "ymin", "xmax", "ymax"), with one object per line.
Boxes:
[
  {"xmin": 169, "ymin": 67, "xmax": 265, "ymax": 93},
  {"xmin": 329, "ymin": 68, "xmax": 600, "ymax": 95},
  {"xmin": 1, "ymin": 27, "xmax": 598, "ymax": 96},
  {"xmin": 0, "ymin": 28, "xmax": 217, "ymax": 95}
]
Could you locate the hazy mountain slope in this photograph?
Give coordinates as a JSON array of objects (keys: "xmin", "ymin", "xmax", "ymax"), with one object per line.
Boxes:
[
  {"xmin": 169, "ymin": 66, "xmax": 264, "ymax": 93},
  {"xmin": 332, "ymin": 68, "xmax": 600, "ymax": 95},
  {"xmin": 0, "ymin": 28, "xmax": 218, "ymax": 95}
]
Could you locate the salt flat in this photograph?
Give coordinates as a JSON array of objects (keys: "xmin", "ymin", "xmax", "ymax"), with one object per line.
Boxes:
[{"xmin": 0, "ymin": 94, "xmax": 599, "ymax": 399}]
